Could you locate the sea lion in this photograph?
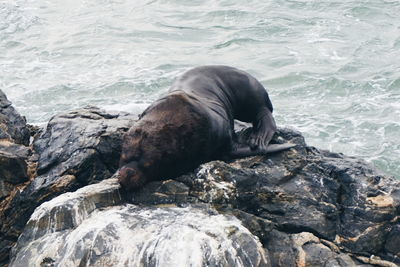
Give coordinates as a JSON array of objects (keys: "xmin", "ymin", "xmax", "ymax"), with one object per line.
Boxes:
[{"xmin": 119, "ymin": 65, "xmax": 295, "ymax": 190}]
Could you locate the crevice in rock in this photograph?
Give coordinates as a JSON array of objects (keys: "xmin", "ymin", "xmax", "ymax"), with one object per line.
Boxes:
[
  {"xmin": 81, "ymin": 145, "xmax": 120, "ymax": 179},
  {"xmin": 36, "ymin": 158, "xmax": 60, "ymax": 176},
  {"xmin": 276, "ymin": 161, "xmax": 307, "ymax": 186},
  {"xmin": 276, "ymin": 223, "xmax": 330, "ymax": 241},
  {"xmin": 90, "ymin": 110, "xmax": 120, "ymax": 119},
  {"xmin": 335, "ymin": 182, "xmax": 346, "ymax": 234}
]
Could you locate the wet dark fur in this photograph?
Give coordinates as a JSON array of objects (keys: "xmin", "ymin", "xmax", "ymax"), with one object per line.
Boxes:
[
  {"xmin": 118, "ymin": 65, "xmax": 289, "ymax": 191},
  {"xmin": 119, "ymin": 94, "xmax": 214, "ymax": 189}
]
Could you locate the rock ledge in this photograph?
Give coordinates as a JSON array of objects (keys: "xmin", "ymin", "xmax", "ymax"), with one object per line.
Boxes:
[{"xmin": 0, "ymin": 89, "xmax": 399, "ymax": 267}]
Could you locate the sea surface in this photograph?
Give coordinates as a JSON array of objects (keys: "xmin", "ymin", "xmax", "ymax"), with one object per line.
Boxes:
[{"xmin": 1, "ymin": 0, "xmax": 399, "ymax": 178}]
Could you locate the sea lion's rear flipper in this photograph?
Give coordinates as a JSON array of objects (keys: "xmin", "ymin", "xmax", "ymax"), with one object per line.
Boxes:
[
  {"xmin": 228, "ymin": 143, "xmax": 296, "ymax": 159},
  {"xmin": 263, "ymin": 143, "xmax": 297, "ymax": 153}
]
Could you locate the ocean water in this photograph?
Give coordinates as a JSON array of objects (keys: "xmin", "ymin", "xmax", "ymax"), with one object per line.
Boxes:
[{"xmin": 1, "ymin": 0, "xmax": 399, "ymax": 178}]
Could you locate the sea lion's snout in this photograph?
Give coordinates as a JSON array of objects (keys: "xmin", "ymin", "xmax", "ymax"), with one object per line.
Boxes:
[{"xmin": 118, "ymin": 162, "xmax": 145, "ymax": 191}]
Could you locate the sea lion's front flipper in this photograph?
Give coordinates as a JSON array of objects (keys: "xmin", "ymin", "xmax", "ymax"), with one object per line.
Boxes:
[
  {"xmin": 228, "ymin": 142, "xmax": 296, "ymax": 159},
  {"xmin": 248, "ymin": 108, "xmax": 277, "ymax": 151}
]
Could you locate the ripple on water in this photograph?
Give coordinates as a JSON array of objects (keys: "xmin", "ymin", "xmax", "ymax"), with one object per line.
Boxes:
[{"xmin": 0, "ymin": 3, "xmax": 40, "ymax": 35}]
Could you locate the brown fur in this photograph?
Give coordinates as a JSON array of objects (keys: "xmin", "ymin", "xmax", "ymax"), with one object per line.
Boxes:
[
  {"xmin": 119, "ymin": 65, "xmax": 281, "ymax": 190},
  {"xmin": 119, "ymin": 94, "xmax": 212, "ymax": 190}
]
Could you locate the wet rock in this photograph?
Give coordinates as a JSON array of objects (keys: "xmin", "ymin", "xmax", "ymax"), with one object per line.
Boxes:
[
  {"xmin": 0, "ymin": 107, "xmax": 136, "ymax": 264},
  {"xmin": 0, "ymin": 181, "xmax": 14, "ymax": 201},
  {"xmin": 13, "ymin": 178, "xmax": 123, "ymax": 251},
  {"xmin": 197, "ymin": 134, "xmax": 398, "ymax": 264},
  {"xmin": 0, "ymin": 141, "xmax": 30, "ymax": 200},
  {"xmin": 0, "ymin": 90, "xmax": 30, "ymax": 145},
  {"xmin": 129, "ymin": 179, "xmax": 190, "ymax": 205},
  {"xmin": 0, "ymin": 90, "xmax": 32, "ymax": 265},
  {"xmin": 385, "ymin": 224, "xmax": 400, "ymax": 258},
  {"xmin": 33, "ymin": 106, "xmax": 136, "ymax": 183},
  {"xmin": 11, "ymin": 179, "xmax": 268, "ymax": 267},
  {"xmin": 0, "ymin": 90, "xmax": 31, "ymax": 200},
  {"xmin": 1, "ymin": 106, "xmax": 399, "ymax": 266},
  {"xmin": 0, "ymin": 141, "xmax": 30, "ymax": 184},
  {"xmin": 290, "ymin": 232, "xmax": 370, "ymax": 266}
]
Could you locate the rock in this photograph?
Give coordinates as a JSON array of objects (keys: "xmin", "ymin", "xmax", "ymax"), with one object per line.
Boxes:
[
  {"xmin": 1, "ymin": 106, "xmax": 399, "ymax": 266},
  {"xmin": 10, "ymin": 179, "xmax": 268, "ymax": 267},
  {"xmin": 0, "ymin": 90, "xmax": 32, "ymax": 265},
  {"xmin": 0, "ymin": 90, "xmax": 30, "ymax": 145},
  {"xmin": 0, "ymin": 141, "xmax": 30, "ymax": 200},
  {"xmin": 0, "ymin": 107, "xmax": 136, "ymax": 264},
  {"xmin": 0, "ymin": 181, "xmax": 14, "ymax": 201},
  {"xmin": 33, "ymin": 106, "xmax": 136, "ymax": 183},
  {"xmin": 0, "ymin": 141, "xmax": 30, "ymax": 184},
  {"xmin": 0, "ymin": 90, "xmax": 31, "ymax": 200},
  {"xmin": 130, "ymin": 179, "xmax": 190, "ymax": 205},
  {"xmin": 385, "ymin": 224, "xmax": 400, "ymax": 257},
  {"xmin": 13, "ymin": 178, "xmax": 123, "ymax": 251},
  {"xmin": 126, "ymin": 128, "xmax": 400, "ymax": 266}
]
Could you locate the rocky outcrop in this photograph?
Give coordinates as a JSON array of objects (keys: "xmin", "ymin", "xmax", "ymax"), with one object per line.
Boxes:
[
  {"xmin": 182, "ymin": 146, "xmax": 400, "ymax": 266},
  {"xmin": 0, "ymin": 105, "xmax": 136, "ymax": 265},
  {"xmin": 0, "ymin": 90, "xmax": 33, "ymax": 265},
  {"xmin": 0, "ymin": 141, "xmax": 30, "ymax": 200},
  {"xmin": 0, "ymin": 90, "xmax": 31, "ymax": 200},
  {"xmin": 0, "ymin": 89, "xmax": 399, "ymax": 266},
  {"xmin": 0, "ymin": 90, "xmax": 30, "ymax": 146},
  {"xmin": 125, "ymin": 130, "xmax": 400, "ymax": 266},
  {"xmin": 10, "ymin": 178, "xmax": 268, "ymax": 267}
]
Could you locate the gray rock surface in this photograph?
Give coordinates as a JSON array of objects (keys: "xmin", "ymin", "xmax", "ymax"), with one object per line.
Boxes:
[
  {"xmin": 0, "ymin": 90, "xmax": 30, "ymax": 146},
  {"xmin": 0, "ymin": 90, "xmax": 32, "ymax": 264},
  {"xmin": 0, "ymin": 90, "xmax": 31, "ymax": 200},
  {"xmin": 0, "ymin": 141, "xmax": 30, "ymax": 200},
  {"xmin": 0, "ymin": 106, "xmax": 136, "ymax": 265},
  {"xmin": 11, "ymin": 178, "xmax": 268, "ymax": 267},
  {"xmin": 33, "ymin": 106, "xmax": 136, "ymax": 183},
  {"xmin": 121, "ymin": 130, "xmax": 400, "ymax": 266},
  {"xmin": 0, "ymin": 93, "xmax": 398, "ymax": 266}
]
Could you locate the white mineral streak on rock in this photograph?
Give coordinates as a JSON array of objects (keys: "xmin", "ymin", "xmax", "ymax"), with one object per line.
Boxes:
[
  {"xmin": 11, "ymin": 179, "xmax": 267, "ymax": 267},
  {"xmin": 195, "ymin": 162, "xmax": 237, "ymax": 203},
  {"xmin": 19, "ymin": 178, "xmax": 122, "ymax": 244}
]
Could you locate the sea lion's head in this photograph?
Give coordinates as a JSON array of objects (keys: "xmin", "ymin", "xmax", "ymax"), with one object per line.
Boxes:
[
  {"xmin": 118, "ymin": 161, "xmax": 146, "ymax": 191},
  {"xmin": 118, "ymin": 126, "xmax": 148, "ymax": 191}
]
